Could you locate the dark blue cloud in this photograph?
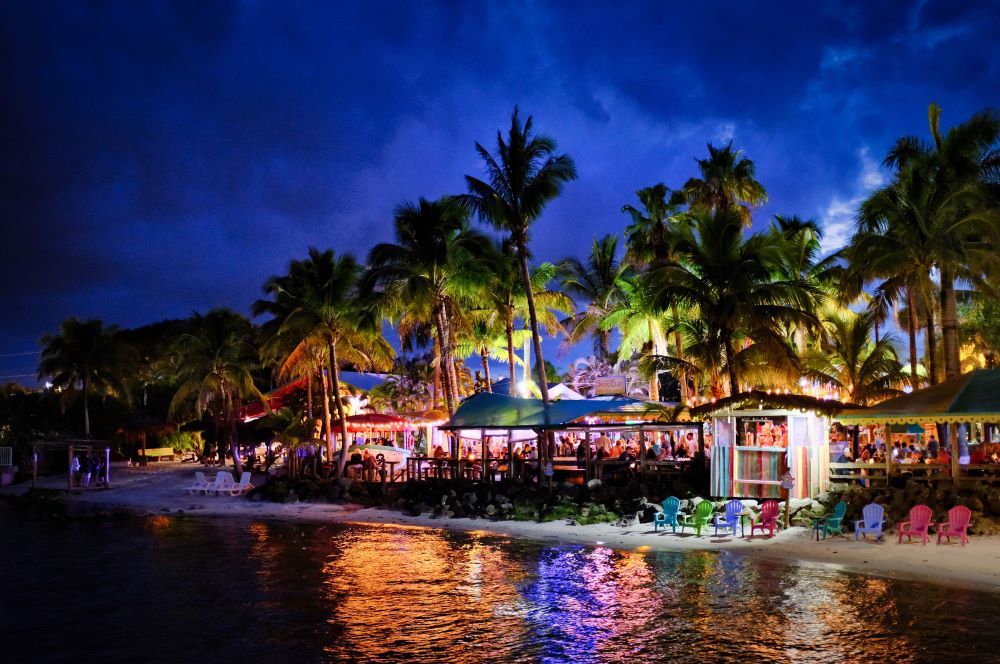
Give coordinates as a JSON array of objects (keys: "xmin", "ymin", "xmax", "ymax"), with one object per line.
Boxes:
[{"xmin": 1, "ymin": 0, "xmax": 998, "ymax": 376}]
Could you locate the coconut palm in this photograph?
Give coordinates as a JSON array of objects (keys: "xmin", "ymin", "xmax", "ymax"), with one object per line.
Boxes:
[
  {"xmin": 477, "ymin": 243, "xmax": 570, "ymax": 386},
  {"xmin": 254, "ymin": 249, "xmax": 394, "ymax": 473},
  {"xmin": 362, "ymin": 196, "xmax": 492, "ymax": 414},
  {"xmin": 38, "ymin": 318, "xmax": 130, "ymax": 436},
  {"xmin": 623, "ymin": 183, "xmax": 691, "ymax": 399},
  {"xmin": 558, "ymin": 234, "xmax": 633, "ymax": 361},
  {"xmin": 882, "ymin": 103, "xmax": 1000, "ymax": 380},
  {"xmin": 848, "ymin": 177, "xmax": 940, "ymax": 387},
  {"xmin": 169, "ymin": 309, "xmax": 265, "ymax": 475},
  {"xmin": 600, "ymin": 275, "xmax": 671, "ymax": 400},
  {"xmin": 683, "ymin": 141, "xmax": 767, "ymax": 226},
  {"xmin": 464, "ymin": 107, "xmax": 577, "ymax": 403},
  {"xmin": 645, "ymin": 209, "xmax": 818, "ymax": 395},
  {"xmin": 802, "ymin": 309, "xmax": 904, "ymax": 406}
]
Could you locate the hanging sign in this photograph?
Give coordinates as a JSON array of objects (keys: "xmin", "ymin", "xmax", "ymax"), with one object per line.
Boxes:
[
  {"xmin": 594, "ymin": 375, "xmax": 627, "ymax": 395},
  {"xmin": 780, "ymin": 471, "xmax": 795, "ymax": 490}
]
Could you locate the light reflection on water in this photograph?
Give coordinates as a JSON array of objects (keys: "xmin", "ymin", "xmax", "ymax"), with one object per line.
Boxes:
[{"xmin": 4, "ymin": 510, "xmax": 998, "ymax": 663}]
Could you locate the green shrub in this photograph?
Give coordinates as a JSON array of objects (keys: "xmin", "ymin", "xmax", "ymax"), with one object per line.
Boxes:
[{"xmin": 157, "ymin": 431, "xmax": 203, "ymax": 453}]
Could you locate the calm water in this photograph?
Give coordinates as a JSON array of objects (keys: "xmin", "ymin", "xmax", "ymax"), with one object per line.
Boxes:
[{"xmin": 3, "ymin": 507, "xmax": 998, "ymax": 663}]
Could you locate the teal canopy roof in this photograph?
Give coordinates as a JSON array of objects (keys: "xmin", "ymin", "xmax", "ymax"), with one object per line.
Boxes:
[
  {"xmin": 440, "ymin": 392, "xmax": 679, "ymax": 430},
  {"xmin": 836, "ymin": 369, "xmax": 1000, "ymax": 425}
]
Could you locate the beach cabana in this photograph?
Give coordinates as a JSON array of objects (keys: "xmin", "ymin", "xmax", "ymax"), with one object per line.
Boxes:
[
  {"xmin": 693, "ymin": 392, "xmax": 847, "ymax": 500},
  {"xmin": 836, "ymin": 369, "xmax": 1000, "ymax": 481}
]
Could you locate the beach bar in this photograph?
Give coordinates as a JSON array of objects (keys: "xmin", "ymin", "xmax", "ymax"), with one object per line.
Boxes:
[{"xmin": 695, "ymin": 392, "xmax": 840, "ymax": 500}]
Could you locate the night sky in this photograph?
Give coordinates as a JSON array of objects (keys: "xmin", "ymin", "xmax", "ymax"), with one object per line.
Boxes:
[{"xmin": 2, "ymin": 1, "xmax": 999, "ymax": 382}]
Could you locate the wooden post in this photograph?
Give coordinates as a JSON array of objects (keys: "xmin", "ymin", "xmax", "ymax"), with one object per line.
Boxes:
[
  {"xmin": 638, "ymin": 427, "xmax": 646, "ymax": 481},
  {"xmin": 697, "ymin": 424, "xmax": 706, "ymax": 456},
  {"xmin": 949, "ymin": 421, "xmax": 960, "ymax": 484},
  {"xmin": 584, "ymin": 430, "xmax": 592, "ymax": 482},
  {"xmin": 104, "ymin": 447, "xmax": 111, "ymax": 488},
  {"xmin": 883, "ymin": 422, "xmax": 891, "ymax": 485},
  {"xmin": 481, "ymin": 430, "xmax": 488, "ymax": 482},
  {"xmin": 506, "ymin": 429, "xmax": 513, "ymax": 482}
]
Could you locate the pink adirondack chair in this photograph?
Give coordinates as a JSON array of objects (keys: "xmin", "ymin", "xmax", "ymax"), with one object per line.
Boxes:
[
  {"xmin": 937, "ymin": 505, "xmax": 972, "ymax": 546},
  {"xmin": 897, "ymin": 504, "xmax": 933, "ymax": 545},
  {"xmin": 749, "ymin": 500, "xmax": 780, "ymax": 539}
]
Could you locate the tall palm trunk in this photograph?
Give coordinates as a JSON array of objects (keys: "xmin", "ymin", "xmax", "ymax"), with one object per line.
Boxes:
[
  {"xmin": 906, "ymin": 288, "xmax": 920, "ymax": 388},
  {"xmin": 433, "ymin": 306, "xmax": 455, "ymax": 414},
  {"xmin": 328, "ymin": 340, "xmax": 351, "ymax": 477},
  {"xmin": 446, "ymin": 317, "xmax": 461, "ymax": 406},
  {"xmin": 925, "ymin": 310, "xmax": 939, "ymax": 385},
  {"xmin": 306, "ymin": 370, "xmax": 313, "ymax": 420},
  {"xmin": 939, "ymin": 268, "xmax": 960, "ymax": 380},
  {"xmin": 82, "ymin": 375, "xmax": 90, "ymax": 436},
  {"xmin": 670, "ymin": 302, "xmax": 687, "ymax": 402},
  {"xmin": 723, "ymin": 335, "xmax": 739, "ymax": 396},
  {"xmin": 431, "ymin": 337, "xmax": 441, "ymax": 408},
  {"xmin": 645, "ymin": 338, "xmax": 659, "ymax": 402},
  {"xmin": 480, "ymin": 347, "xmax": 492, "ymax": 392},
  {"xmin": 505, "ymin": 321, "xmax": 516, "ymax": 386},
  {"xmin": 516, "ymin": 239, "xmax": 550, "ymax": 403},
  {"xmin": 225, "ymin": 388, "xmax": 243, "ymax": 476},
  {"xmin": 319, "ymin": 366, "xmax": 332, "ymax": 458}
]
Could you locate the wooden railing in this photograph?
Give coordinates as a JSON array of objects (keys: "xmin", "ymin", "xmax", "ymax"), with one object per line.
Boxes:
[{"xmin": 829, "ymin": 461, "xmax": 1000, "ymax": 484}]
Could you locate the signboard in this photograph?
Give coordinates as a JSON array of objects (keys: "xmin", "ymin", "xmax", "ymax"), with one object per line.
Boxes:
[
  {"xmin": 780, "ymin": 471, "xmax": 795, "ymax": 491},
  {"xmin": 594, "ymin": 375, "xmax": 627, "ymax": 396}
]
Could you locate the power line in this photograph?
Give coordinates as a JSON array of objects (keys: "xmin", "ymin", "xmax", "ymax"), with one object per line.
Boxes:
[{"xmin": 0, "ymin": 351, "xmax": 41, "ymax": 358}]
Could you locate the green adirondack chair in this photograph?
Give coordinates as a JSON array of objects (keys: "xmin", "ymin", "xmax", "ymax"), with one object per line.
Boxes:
[
  {"xmin": 680, "ymin": 500, "xmax": 715, "ymax": 536},
  {"xmin": 812, "ymin": 500, "xmax": 847, "ymax": 540}
]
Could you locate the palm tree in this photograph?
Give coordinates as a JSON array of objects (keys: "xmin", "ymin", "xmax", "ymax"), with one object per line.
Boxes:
[
  {"xmin": 683, "ymin": 141, "xmax": 767, "ymax": 226},
  {"xmin": 646, "ymin": 209, "xmax": 818, "ymax": 395},
  {"xmin": 254, "ymin": 249, "xmax": 394, "ymax": 472},
  {"xmin": 39, "ymin": 318, "xmax": 129, "ymax": 436},
  {"xmin": 169, "ymin": 309, "xmax": 265, "ymax": 475},
  {"xmin": 768, "ymin": 216, "xmax": 840, "ymax": 352},
  {"xmin": 477, "ymin": 243, "xmax": 570, "ymax": 387},
  {"xmin": 883, "ymin": 103, "xmax": 1000, "ymax": 380},
  {"xmin": 600, "ymin": 275, "xmax": 671, "ymax": 400},
  {"xmin": 464, "ymin": 107, "xmax": 577, "ymax": 404},
  {"xmin": 623, "ymin": 183, "xmax": 691, "ymax": 399},
  {"xmin": 362, "ymin": 196, "xmax": 492, "ymax": 414},
  {"xmin": 849, "ymin": 177, "xmax": 940, "ymax": 387},
  {"xmin": 802, "ymin": 309, "xmax": 903, "ymax": 406},
  {"xmin": 558, "ymin": 234, "xmax": 633, "ymax": 361}
]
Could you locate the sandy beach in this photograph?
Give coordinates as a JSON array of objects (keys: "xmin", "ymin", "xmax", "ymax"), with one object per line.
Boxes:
[{"xmin": 7, "ymin": 462, "xmax": 1000, "ymax": 592}]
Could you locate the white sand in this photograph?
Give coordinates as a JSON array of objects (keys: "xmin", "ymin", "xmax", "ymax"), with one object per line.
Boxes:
[{"xmin": 7, "ymin": 462, "xmax": 1000, "ymax": 591}]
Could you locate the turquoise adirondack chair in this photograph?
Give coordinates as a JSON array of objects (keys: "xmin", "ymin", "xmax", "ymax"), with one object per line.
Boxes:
[
  {"xmin": 680, "ymin": 500, "xmax": 715, "ymax": 536},
  {"xmin": 812, "ymin": 500, "xmax": 847, "ymax": 540},
  {"xmin": 713, "ymin": 499, "xmax": 745, "ymax": 537},
  {"xmin": 653, "ymin": 496, "xmax": 681, "ymax": 533},
  {"xmin": 853, "ymin": 503, "xmax": 886, "ymax": 541}
]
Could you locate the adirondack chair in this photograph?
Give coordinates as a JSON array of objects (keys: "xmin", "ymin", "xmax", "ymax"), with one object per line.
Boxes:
[
  {"xmin": 897, "ymin": 504, "xmax": 933, "ymax": 544},
  {"xmin": 937, "ymin": 505, "xmax": 972, "ymax": 546},
  {"xmin": 812, "ymin": 501, "xmax": 847, "ymax": 540},
  {"xmin": 713, "ymin": 499, "xmax": 745, "ymax": 537},
  {"xmin": 853, "ymin": 503, "xmax": 886, "ymax": 541},
  {"xmin": 653, "ymin": 496, "xmax": 681, "ymax": 533},
  {"xmin": 749, "ymin": 500, "xmax": 780, "ymax": 539},
  {"xmin": 680, "ymin": 500, "xmax": 715, "ymax": 536}
]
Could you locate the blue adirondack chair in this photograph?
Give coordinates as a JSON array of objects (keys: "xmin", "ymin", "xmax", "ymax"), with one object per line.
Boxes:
[
  {"xmin": 812, "ymin": 500, "xmax": 847, "ymax": 540},
  {"xmin": 653, "ymin": 496, "xmax": 681, "ymax": 532},
  {"xmin": 714, "ymin": 499, "xmax": 745, "ymax": 537},
  {"xmin": 854, "ymin": 503, "xmax": 886, "ymax": 541}
]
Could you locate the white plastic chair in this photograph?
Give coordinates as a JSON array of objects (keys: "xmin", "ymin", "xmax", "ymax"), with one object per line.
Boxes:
[{"xmin": 186, "ymin": 471, "xmax": 210, "ymax": 494}]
